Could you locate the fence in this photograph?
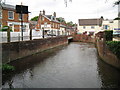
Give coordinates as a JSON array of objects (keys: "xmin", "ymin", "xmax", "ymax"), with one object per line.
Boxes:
[{"xmin": 0, "ymin": 30, "xmax": 43, "ymax": 43}]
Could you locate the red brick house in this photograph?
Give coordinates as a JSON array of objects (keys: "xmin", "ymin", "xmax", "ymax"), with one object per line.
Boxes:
[
  {"xmin": 36, "ymin": 10, "xmax": 60, "ymax": 35},
  {"xmin": 0, "ymin": 3, "xmax": 29, "ymax": 32}
]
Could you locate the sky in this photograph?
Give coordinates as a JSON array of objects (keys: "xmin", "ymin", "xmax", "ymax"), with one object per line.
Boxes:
[{"xmin": 1, "ymin": 0, "xmax": 119, "ymax": 23}]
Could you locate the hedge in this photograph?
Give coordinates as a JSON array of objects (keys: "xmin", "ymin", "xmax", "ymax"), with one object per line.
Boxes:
[
  {"xmin": 104, "ymin": 30, "xmax": 113, "ymax": 41},
  {"xmin": 0, "ymin": 26, "xmax": 12, "ymax": 32},
  {"xmin": 106, "ymin": 41, "xmax": 120, "ymax": 59}
]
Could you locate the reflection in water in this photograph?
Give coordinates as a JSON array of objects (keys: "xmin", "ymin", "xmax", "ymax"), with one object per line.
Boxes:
[{"xmin": 2, "ymin": 42, "xmax": 120, "ymax": 88}]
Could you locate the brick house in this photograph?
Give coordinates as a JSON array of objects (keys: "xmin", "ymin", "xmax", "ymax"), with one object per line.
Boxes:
[
  {"xmin": 36, "ymin": 10, "xmax": 60, "ymax": 36},
  {"xmin": 0, "ymin": 3, "xmax": 29, "ymax": 32}
]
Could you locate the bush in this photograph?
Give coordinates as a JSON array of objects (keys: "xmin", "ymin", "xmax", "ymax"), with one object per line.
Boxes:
[
  {"xmin": 106, "ymin": 41, "xmax": 120, "ymax": 59},
  {"xmin": 0, "ymin": 26, "xmax": 12, "ymax": 32},
  {"xmin": 104, "ymin": 30, "xmax": 113, "ymax": 41},
  {"xmin": 1, "ymin": 64, "xmax": 15, "ymax": 71}
]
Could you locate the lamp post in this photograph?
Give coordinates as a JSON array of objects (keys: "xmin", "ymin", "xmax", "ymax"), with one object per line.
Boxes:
[{"xmin": 42, "ymin": 27, "xmax": 44, "ymax": 38}]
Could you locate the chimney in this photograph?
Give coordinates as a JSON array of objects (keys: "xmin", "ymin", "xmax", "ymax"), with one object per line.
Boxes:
[
  {"xmin": 43, "ymin": 10, "xmax": 45, "ymax": 15},
  {"xmin": 53, "ymin": 12, "xmax": 56, "ymax": 17}
]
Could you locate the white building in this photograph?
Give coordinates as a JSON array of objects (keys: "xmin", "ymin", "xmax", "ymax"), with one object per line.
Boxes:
[
  {"xmin": 102, "ymin": 19, "xmax": 120, "ymax": 35},
  {"xmin": 77, "ymin": 17, "xmax": 103, "ymax": 35}
]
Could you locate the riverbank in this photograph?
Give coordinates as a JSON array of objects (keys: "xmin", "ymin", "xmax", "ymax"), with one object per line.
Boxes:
[{"xmin": 2, "ymin": 36, "xmax": 68, "ymax": 64}]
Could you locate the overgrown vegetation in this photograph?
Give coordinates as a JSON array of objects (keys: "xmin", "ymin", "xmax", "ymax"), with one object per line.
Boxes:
[
  {"xmin": 104, "ymin": 30, "xmax": 113, "ymax": 41},
  {"xmin": 106, "ymin": 41, "xmax": 120, "ymax": 59},
  {"xmin": 1, "ymin": 64, "xmax": 15, "ymax": 72}
]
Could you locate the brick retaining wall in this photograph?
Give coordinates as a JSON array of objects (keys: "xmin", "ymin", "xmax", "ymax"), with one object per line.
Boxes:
[
  {"xmin": 2, "ymin": 36, "xmax": 68, "ymax": 64},
  {"xmin": 73, "ymin": 34, "xmax": 95, "ymax": 43},
  {"xmin": 96, "ymin": 39, "xmax": 120, "ymax": 69}
]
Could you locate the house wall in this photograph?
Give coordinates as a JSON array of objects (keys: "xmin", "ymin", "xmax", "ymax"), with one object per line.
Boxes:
[
  {"xmin": 1, "ymin": 9, "xmax": 29, "ymax": 32},
  {"xmin": 36, "ymin": 14, "xmax": 60, "ymax": 34},
  {"xmin": 102, "ymin": 20, "xmax": 120, "ymax": 31},
  {"xmin": 77, "ymin": 25, "xmax": 101, "ymax": 35},
  {"xmin": 2, "ymin": 36, "xmax": 68, "ymax": 64},
  {"xmin": 60, "ymin": 27, "xmax": 66, "ymax": 35}
]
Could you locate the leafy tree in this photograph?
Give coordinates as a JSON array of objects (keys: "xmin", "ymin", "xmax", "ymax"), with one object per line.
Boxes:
[
  {"xmin": 66, "ymin": 21, "xmax": 76, "ymax": 26},
  {"xmin": 30, "ymin": 16, "xmax": 39, "ymax": 21},
  {"xmin": 57, "ymin": 17, "xmax": 66, "ymax": 23},
  {"xmin": 114, "ymin": 17, "xmax": 120, "ymax": 20}
]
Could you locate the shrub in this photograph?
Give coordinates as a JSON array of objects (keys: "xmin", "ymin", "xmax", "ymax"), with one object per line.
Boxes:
[
  {"xmin": 104, "ymin": 30, "xmax": 113, "ymax": 41},
  {"xmin": 1, "ymin": 64, "xmax": 15, "ymax": 71},
  {"xmin": 0, "ymin": 26, "xmax": 12, "ymax": 32},
  {"xmin": 106, "ymin": 41, "xmax": 120, "ymax": 59}
]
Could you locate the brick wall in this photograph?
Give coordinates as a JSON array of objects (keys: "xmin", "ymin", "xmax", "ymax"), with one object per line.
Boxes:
[
  {"xmin": 73, "ymin": 34, "xmax": 95, "ymax": 43},
  {"xmin": 2, "ymin": 36, "xmax": 68, "ymax": 64}
]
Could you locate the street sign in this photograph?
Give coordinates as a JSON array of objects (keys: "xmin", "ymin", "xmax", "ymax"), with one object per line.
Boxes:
[{"xmin": 16, "ymin": 5, "xmax": 28, "ymax": 14}]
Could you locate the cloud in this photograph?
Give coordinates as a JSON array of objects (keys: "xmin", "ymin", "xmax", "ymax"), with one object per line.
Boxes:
[{"xmin": 5, "ymin": 0, "xmax": 118, "ymax": 23}]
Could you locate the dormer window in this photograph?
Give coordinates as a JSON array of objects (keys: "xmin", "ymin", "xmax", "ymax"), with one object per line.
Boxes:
[{"xmin": 8, "ymin": 11, "xmax": 14, "ymax": 20}]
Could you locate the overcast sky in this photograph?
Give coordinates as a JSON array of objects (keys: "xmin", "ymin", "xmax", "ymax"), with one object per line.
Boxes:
[{"xmin": 2, "ymin": 0, "xmax": 119, "ymax": 23}]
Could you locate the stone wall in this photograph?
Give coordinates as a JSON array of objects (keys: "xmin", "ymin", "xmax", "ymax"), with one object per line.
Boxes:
[
  {"xmin": 73, "ymin": 34, "xmax": 95, "ymax": 43},
  {"xmin": 96, "ymin": 39, "xmax": 120, "ymax": 69},
  {"xmin": 2, "ymin": 36, "xmax": 68, "ymax": 64}
]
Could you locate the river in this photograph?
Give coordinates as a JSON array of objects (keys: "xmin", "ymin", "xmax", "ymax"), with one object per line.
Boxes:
[{"xmin": 2, "ymin": 42, "xmax": 120, "ymax": 88}]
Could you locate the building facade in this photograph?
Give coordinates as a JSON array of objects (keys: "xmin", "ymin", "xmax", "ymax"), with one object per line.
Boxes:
[
  {"xmin": 0, "ymin": 3, "xmax": 29, "ymax": 32},
  {"xmin": 36, "ymin": 10, "xmax": 60, "ymax": 36},
  {"xmin": 77, "ymin": 17, "xmax": 103, "ymax": 35},
  {"xmin": 102, "ymin": 19, "xmax": 120, "ymax": 34}
]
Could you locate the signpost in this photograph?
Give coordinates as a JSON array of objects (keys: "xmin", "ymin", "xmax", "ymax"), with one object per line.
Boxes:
[{"xmin": 16, "ymin": 4, "xmax": 28, "ymax": 41}]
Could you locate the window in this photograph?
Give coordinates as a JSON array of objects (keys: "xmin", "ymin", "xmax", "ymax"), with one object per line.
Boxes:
[
  {"xmin": 19, "ymin": 14, "xmax": 23, "ymax": 20},
  {"xmin": 44, "ymin": 22, "xmax": 47, "ymax": 27},
  {"xmin": 9, "ymin": 24, "xmax": 13, "ymax": 30},
  {"xmin": 8, "ymin": 11, "xmax": 14, "ymax": 20},
  {"xmin": 53, "ymin": 23, "xmax": 54, "ymax": 27},
  {"xmin": 83, "ymin": 26, "xmax": 86, "ymax": 29},
  {"xmin": 0, "ymin": 11, "xmax": 1, "ymax": 18},
  {"xmin": 91, "ymin": 26, "xmax": 95, "ymax": 29},
  {"xmin": 42, "ymin": 17, "xmax": 44, "ymax": 21},
  {"xmin": 23, "ymin": 25, "xmax": 26, "ymax": 32},
  {"xmin": 103, "ymin": 25, "xmax": 109, "ymax": 30}
]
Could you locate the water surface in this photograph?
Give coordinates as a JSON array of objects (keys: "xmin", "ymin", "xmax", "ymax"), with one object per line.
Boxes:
[{"xmin": 2, "ymin": 42, "xmax": 120, "ymax": 88}]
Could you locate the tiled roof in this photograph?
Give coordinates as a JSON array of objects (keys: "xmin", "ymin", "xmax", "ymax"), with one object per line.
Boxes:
[
  {"xmin": 29, "ymin": 21, "xmax": 37, "ymax": 25},
  {"xmin": 1, "ymin": 3, "xmax": 15, "ymax": 10},
  {"xmin": 78, "ymin": 18, "xmax": 103, "ymax": 26},
  {"xmin": 44, "ymin": 15, "xmax": 60, "ymax": 23}
]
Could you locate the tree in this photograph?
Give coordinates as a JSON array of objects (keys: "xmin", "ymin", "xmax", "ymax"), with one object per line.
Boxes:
[
  {"xmin": 30, "ymin": 16, "xmax": 39, "ymax": 21},
  {"xmin": 66, "ymin": 21, "xmax": 76, "ymax": 26},
  {"xmin": 56, "ymin": 17, "xmax": 66, "ymax": 23}
]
